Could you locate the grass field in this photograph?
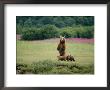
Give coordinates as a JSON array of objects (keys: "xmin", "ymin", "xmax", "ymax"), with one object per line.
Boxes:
[{"xmin": 16, "ymin": 38, "xmax": 94, "ymax": 74}]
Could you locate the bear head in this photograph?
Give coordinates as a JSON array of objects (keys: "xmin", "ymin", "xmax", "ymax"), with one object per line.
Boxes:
[{"xmin": 60, "ymin": 36, "xmax": 65, "ymax": 44}]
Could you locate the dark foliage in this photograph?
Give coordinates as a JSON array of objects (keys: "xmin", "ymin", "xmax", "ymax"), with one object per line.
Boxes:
[
  {"xmin": 16, "ymin": 16, "xmax": 94, "ymax": 40},
  {"xmin": 16, "ymin": 16, "xmax": 94, "ymax": 28}
]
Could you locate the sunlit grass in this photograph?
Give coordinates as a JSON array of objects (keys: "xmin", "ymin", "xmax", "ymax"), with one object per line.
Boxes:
[{"xmin": 16, "ymin": 39, "xmax": 94, "ymax": 74}]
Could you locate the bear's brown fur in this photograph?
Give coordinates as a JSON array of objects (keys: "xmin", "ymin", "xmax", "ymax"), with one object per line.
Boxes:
[
  {"xmin": 57, "ymin": 54, "xmax": 75, "ymax": 61},
  {"xmin": 57, "ymin": 56, "xmax": 66, "ymax": 61},
  {"xmin": 57, "ymin": 36, "xmax": 66, "ymax": 56},
  {"xmin": 57, "ymin": 36, "xmax": 75, "ymax": 62},
  {"xmin": 66, "ymin": 54, "xmax": 75, "ymax": 61}
]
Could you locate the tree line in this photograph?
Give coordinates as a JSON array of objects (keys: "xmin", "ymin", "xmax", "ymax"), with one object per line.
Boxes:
[
  {"xmin": 16, "ymin": 16, "xmax": 94, "ymax": 28},
  {"xmin": 16, "ymin": 16, "xmax": 94, "ymax": 40}
]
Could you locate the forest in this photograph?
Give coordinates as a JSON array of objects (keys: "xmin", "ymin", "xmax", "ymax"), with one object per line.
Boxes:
[{"xmin": 16, "ymin": 16, "xmax": 94, "ymax": 40}]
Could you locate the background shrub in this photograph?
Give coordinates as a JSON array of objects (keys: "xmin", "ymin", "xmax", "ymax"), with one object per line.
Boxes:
[
  {"xmin": 21, "ymin": 25, "xmax": 94, "ymax": 40},
  {"xmin": 22, "ymin": 25, "xmax": 59, "ymax": 40},
  {"xmin": 59, "ymin": 26, "xmax": 94, "ymax": 38},
  {"xmin": 41, "ymin": 24, "xmax": 59, "ymax": 39}
]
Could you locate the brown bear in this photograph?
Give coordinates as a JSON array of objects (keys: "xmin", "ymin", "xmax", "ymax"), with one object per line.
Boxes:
[
  {"xmin": 57, "ymin": 36, "xmax": 66, "ymax": 56},
  {"xmin": 57, "ymin": 55, "xmax": 66, "ymax": 61},
  {"xmin": 66, "ymin": 54, "xmax": 75, "ymax": 61},
  {"xmin": 57, "ymin": 54, "xmax": 75, "ymax": 61}
]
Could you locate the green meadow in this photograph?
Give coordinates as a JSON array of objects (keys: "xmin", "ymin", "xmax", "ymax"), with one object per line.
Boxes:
[{"xmin": 16, "ymin": 39, "xmax": 94, "ymax": 74}]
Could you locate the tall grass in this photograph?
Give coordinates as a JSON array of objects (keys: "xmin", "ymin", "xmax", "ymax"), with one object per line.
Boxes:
[{"xmin": 17, "ymin": 60, "xmax": 94, "ymax": 74}]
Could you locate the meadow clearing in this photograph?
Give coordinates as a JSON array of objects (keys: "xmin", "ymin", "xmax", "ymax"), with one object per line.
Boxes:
[{"xmin": 16, "ymin": 38, "xmax": 94, "ymax": 74}]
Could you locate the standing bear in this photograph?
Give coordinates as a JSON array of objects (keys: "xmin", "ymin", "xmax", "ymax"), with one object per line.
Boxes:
[
  {"xmin": 57, "ymin": 36, "xmax": 66, "ymax": 56},
  {"xmin": 57, "ymin": 36, "xmax": 75, "ymax": 61}
]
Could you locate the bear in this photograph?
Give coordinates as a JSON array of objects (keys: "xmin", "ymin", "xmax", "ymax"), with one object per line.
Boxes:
[
  {"xmin": 57, "ymin": 54, "xmax": 75, "ymax": 61},
  {"xmin": 66, "ymin": 54, "xmax": 75, "ymax": 61},
  {"xmin": 57, "ymin": 55, "xmax": 66, "ymax": 61},
  {"xmin": 57, "ymin": 36, "xmax": 66, "ymax": 56}
]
